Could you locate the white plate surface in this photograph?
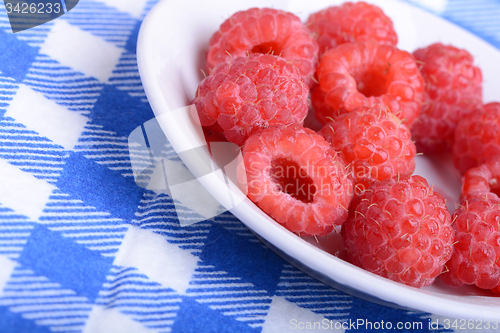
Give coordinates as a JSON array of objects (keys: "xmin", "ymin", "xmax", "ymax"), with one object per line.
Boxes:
[{"xmin": 137, "ymin": 0, "xmax": 500, "ymax": 319}]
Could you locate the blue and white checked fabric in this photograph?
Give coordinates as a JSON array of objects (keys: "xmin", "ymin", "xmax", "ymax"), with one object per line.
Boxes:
[{"xmin": 0, "ymin": 0, "xmax": 499, "ymax": 332}]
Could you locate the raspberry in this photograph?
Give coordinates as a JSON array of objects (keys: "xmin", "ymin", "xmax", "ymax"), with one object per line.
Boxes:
[
  {"xmin": 318, "ymin": 106, "xmax": 416, "ymax": 193},
  {"xmin": 411, "ymin": 43, "xmax": 483, "ymax": 154},
  {"xmin": 306, "ymin": 1, "xmax": 398, "ymax": 55},
  {"xmin": 440, "ymin": 196, "xmax": 500, "ymax": 291},
  {"xmin": 203, "ymin": 123, "xmax": 227, "ymax": 144},
  {"xmin": 240, "ymin": 124, "xmax": 353, "ymax": 236},
  {"xmin": 313, "ymin": 40, "xmax": 424, "ymax": 126},
  {"xmin": 453, "ymin": 102, "xmax": 499, "ymax": 175},
  {"xmin": 341, "ymin": 175, "xmax": 454, "ymax": 288},
  {"xmin": 206, "ymin": 8, "xmax": 318, "ymax": 85},
  {"xmin": 193, "ymin": 53, "xmax": 309, "ymax": 146},
  {"xmin": 461, "ymin": 157, "xmax": 500, "ymax": 200}
]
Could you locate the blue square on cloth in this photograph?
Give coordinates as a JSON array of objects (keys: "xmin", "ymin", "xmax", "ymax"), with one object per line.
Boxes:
[
  {"xmin": 0, "ymin": 31, "xmax": 38, "ymax": 82},
  {"xmin": 0, "ymin": 306, "xmax": 52, "ymax": 333},
  {"xmin": 90, "ymin": 84, "xmax": 153, "ymax": 138},
  {"xmin": 18, "ymin": 224, "xmax": 113, "ymax": 301},
  {"xmin": 56, "ymin": 152, "xmax": 144, "ymax": 222}
]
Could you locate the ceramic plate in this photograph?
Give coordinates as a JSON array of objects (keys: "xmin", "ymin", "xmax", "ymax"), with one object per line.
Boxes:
[{"xmin": 137, "ymin": 0, "xmax": 500, "ymax": 319}]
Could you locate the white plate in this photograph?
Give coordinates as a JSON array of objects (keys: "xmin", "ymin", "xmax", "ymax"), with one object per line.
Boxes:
[{"xmin": 137, "ymin": 0, "xmax": 500, "ymax": 320}]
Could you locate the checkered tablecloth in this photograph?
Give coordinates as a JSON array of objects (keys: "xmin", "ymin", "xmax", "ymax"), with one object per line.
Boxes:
[{"xmin": 0, "ymin": 0, "xmax": 499, "ymax": 332}]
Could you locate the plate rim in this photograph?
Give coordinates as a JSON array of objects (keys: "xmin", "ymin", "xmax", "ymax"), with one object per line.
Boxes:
[{"xmin": 137, "ymin": 0, "xmax": 500, "ymax": 320}]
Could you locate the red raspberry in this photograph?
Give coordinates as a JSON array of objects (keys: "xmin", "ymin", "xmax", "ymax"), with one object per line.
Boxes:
[
  {"xmin": 203, "ymin": 123, "xmax": 227, "ymax": 144},
  {"xmin": 306, "ymin": 1, "xmax": 397, "ymax": 55},
  {"xmin": 341, "ymin": 175, "xmax": 454, "ymax": 288},
  {"xmin": 193, "ymin": 53, "xmax": 309, "ymax": 146},
  {"xmin": 318, "ymin": 106, "xmax": 416, "ymax": 194},
  {"xmin": 440, "ymin": 196, "xmax": 500, "ymax": 291},
  {"xmin": 240, "ymin": 124, "xmax": 353, "ymax": 236},
  {"xmin": 310, "ymin": 85, "xmax": 332, "ymax": 126},
  {"xmin": 411, "ymin": 43, "xmax": 483, "ymax": 154},
  {"xmin": 453, "ymin": 102, "xmax": 500, "ymax": 175},
  {"xmin": 313, "ymin": 40, "xmax": 424, "ymax": 126},
  {"xmin": 461, "ymin": 156, "xmax": 500, "ymax": 199},
  {"xmin": 206, "ymin": 8, "xmax": 318, "ymax": 85}
]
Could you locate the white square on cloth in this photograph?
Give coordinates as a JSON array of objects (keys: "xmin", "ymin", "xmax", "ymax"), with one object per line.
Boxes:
[
  {"xmin": 6, "ymin": 84, "xmax": 88, "ymax": 151},
  {"xmin": 40, "ymin": 20, "xmax": 124, "ymax": 83}
]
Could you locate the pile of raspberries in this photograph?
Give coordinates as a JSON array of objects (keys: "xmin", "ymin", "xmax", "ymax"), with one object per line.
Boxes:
[{"xmin": 192, "ymin": 2, "xmax": 500, "ymax": 293}]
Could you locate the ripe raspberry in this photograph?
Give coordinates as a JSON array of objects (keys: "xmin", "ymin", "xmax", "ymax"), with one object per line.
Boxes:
[
  {"xmin": 306, "ymin": 1, "xmax": 398, "ymax": 55},
  {"xmin": 440, "ymin": 196, "xmax": 500, "ymax": 291},
  {"xmin": 206, "ymin": 8, "xmax": 318, "ymax": 84},
  {"xmin": 341, "ymin": 175, "xmax": 454, "ymax": 288},
  {"xmin": 240, "ymin": 124, "xmax": 353, "ymax": 236},
  {"xmin": 313, "ymin": 40, "xmax": 424, "ymax": 126},
  {"xmin": 193, "ymin": 53, "xmax": 309, "ymax": 146},
  {"xmin": 318, "ymin": 106, "xmax": 416, "ymax": 194},
  {"xmin": 461, "ymin": 156, "xmax": 500, "ymax": 200},
  {"xmin": 203, "ymin": 123, "xmax": 227, "ymax": 144},
  {"xmin": 453, "ymin": 102, "xmax": 500, "ymax": 175},
  {"xmin": 411, "ymin": 43, "xmax": 483, "ymax": 154}
]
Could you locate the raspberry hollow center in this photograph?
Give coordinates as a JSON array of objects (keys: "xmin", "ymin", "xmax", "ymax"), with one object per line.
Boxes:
[
  {"xmin": 490, "ymin": 178, "xmax": 500, "ymax": 197},
  {"xmin": 270, "ymin": 158, "xmax": 316, "ymax": 203},
  {"xmin": 251, "ymin": 42, "xmax": 282, "ymax": 55},
  {"xmin": 355, "ymin": 65, "xmax": 391, "ymax": 97}
]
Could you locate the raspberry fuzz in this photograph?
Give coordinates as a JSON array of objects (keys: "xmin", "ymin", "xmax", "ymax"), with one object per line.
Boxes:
[
  {"xmin": 453, "ymin": 102, "xmax": 500, "ymax": 174},
  {"xmin": 313, "ymin": 40, "xmax": 424, "ymax": 126},
  {"xmin": 240, "ymin": 124, "xmax": 353, "ymax": 236},
  {"xmin": 206, "ymin": 7, "xmax": 318, "ymax": 84},
  {"xmin": 341, "ymin": 175, "xmax": 454, "ymax": 288},
  {"xmin": 440, "ymin": 196, "xmax": 500, "ymax": 292},
  {"xmin": 306, "ymin": 1, "xmax": 397, "ymax": 55},
  {"xmin": 193, "ymin": 53, "xmax": 309, "ymax": 146},
  {"xmin": 319, "ymin": 106, "xmax": 416, "ymax": 193},
  {"xmin": 411, "ymin": 43, "xmax": 483, "ymax": 154}
]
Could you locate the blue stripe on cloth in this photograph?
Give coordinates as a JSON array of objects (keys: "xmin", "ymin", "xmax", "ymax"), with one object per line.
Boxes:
[
  {"xmin": 0, "ymin": 205, "xmax": 34, "ymax": 260},
  {"xmin": 74, "ymin": 124, "xmax": 136, "ymax": 179},
  {"xmin": 62, "ymin": 0, "xmax": 138, "ymax": 48},
  {"xmin": 345, "ymin": 297, "xmax": 446, "ymax": 333},
  {"xmin": 0, "ymin": 266, "xmax": 93, "ymax": 332},
  {"xmin": 173, "ymin": 296, "xmax": 260, "ymax": 333},
  {"xmin": 198, "ymin": 222, "xmax": 285, "ymax": 295},
  {"xmin": 24, "ymin": 54, "xmax": 104, "ymax": 116},
  {"xmin": 38, "ymin": 189, "xmax": 129, "ymax": 258},
  {"xmin": 96, "ymin": 266, "xmax": 183, "ymax": 333},
  {"xmin": 275, "ymin": 264, "xmax": 352, "ymax": 321},
  {"xmin": 18, "ymin": 224, "xmax": 112, "ymax": 301},
  {"xmin": 0, "ymin": 31, "xmax": 39, "ymax": 83},
  {"xmin": 124, "ymin": 21, "xmax": 142, "ymax": 54},
  {"xmin": 0, "ymin": 117, "xmax": 68, "ymax": 184},
  {"xmin": 56, "ymin": 152, "xmax": 144, "ymax": 222},
  {"xmin": 441, "ymin": 0, "xmax": 500, "ymax": 49},
  {"xmin": 0, "ymin": 305, "xmax": 53, "ymax": 333}
]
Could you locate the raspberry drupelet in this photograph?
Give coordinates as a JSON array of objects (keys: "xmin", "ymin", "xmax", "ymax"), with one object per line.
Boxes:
[
  {"xmin": 206, "ymin": 7, "xmax": 318, "ymax": 85},
  {"xmin": 312, "ymin": 40, "xmax": 424, "ymax": 126},
  {"xmin": 341, "ymin": 175, "xmax": 454, "ymax": 288},
  {"xmin": 193, "ymin": 53, "xmax": 309, "ymax": 146},
  {"xmin": 239, "ymin": 124, "xmax": 353, "ymax": 237},
  {"xmin": 461, "ymin": 156, "xmax": 500, "ymax": 200},
  {"xmin": 306, "ymin": 1, "xmax": 398, "ymax": 55},
  {"xmin": 453, "ymin": 102, "xmax": 500, "ymax": 175},
  {"xmin": 411, "ymin": 43, "xmax": 483, "ymax": 154},
  {"xmin": 440, "ymin": 196, "xmax": 500, "ymax": 293},
  {"xmin": 318, "ymin": 106, "xmax": 416, "ymax": 194}
]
